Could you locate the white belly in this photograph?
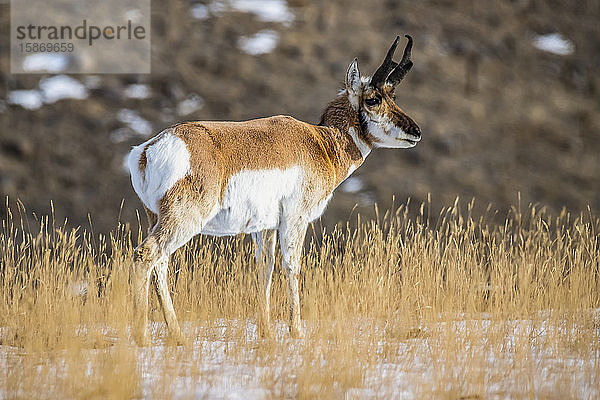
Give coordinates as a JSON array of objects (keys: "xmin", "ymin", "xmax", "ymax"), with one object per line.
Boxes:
[{"xmin": 201, "ymin": 167, "xmax": 303, "ymax": 236}]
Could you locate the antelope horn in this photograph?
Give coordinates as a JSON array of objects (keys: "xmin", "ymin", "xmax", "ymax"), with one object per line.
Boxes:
[
  {"xmin": 370, "ymin": 36, "xmax": 400, "ymax": 88},
  {"xmin": 386, "ymin": 35, "xmax": 414, "ymax": 86}
]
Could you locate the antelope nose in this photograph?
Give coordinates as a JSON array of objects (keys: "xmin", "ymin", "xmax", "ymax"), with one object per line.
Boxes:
[{"xmin": 409, "ymin": 125, "xmax": 422, "ymax": 141}]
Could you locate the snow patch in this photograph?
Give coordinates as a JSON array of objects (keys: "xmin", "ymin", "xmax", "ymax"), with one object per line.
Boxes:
[
  {"xmin": 238, "ymin": 30, "xmax": 279, "ymax": 55},
  {"xmin": 177, "ymin": 93, "xmax": 205, "ymax": 116},
  {"xmin": 358, "ymin": 191, "xmax": 377, "ymax": 206},
  {"xmin": 533, "ymin": 33, "xmax": 574, "ymax": 56},
  {"xmin": 190, "ymin": 1, "xmax": 294, "ymax": 24},
  {"xmin": 341, "ymin": 176, "xmax": 364, "ymax": 193},
  {"xmin": 8, "ymin": 75, "xmax": 88, "ymax": 110},
  {"xmin": 190, "ymin": 3, "xmax": 209, "ymax": 20},
  {"xmin": 110, "ymin": 128, "xmax": 134, "ymax": 144},
  {"xmin": 2, "ymin": 314, "xmax": 599, "ymax": 399},
  {"xmin": 22, "ymin": 53, "xmax": 69, "ymax": 73},
  {"xmin": 117, "ymin": 109, "xmax": 153, "ymax": 136},
  {"xmin": 39, "ymin": 75, "xmax": 88, "ymax": 104},
  {"xmin": 230, "ymin": 0, "xmax": 294, "ymax": 25},
  {"xmin": 124, "ymin": 84, "xmax": 151, "ymax": 99},
  {"xmin": 208, "ymin": 1, "xmax": 227, "ymax": 15},
  {"xmin": 7, "ymin": 90, "xmax": 43, "ymax": 110}
]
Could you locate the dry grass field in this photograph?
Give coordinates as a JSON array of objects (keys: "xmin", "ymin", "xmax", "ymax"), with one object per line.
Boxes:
[{"xmin": 1, "ymin": 198, "xmax": 599, "ymax": 399}]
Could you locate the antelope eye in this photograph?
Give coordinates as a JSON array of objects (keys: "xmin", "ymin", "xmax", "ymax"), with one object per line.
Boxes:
[{"xmin": 365, "ymin": 97, "xmax": 381, "ymax": 106}]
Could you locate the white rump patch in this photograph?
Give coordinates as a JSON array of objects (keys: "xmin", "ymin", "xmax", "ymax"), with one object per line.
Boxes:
[
  {"xmin": 128, "ymin": 130, "xmax": 191, "ymax": 214},
  {"xmin": 202, "ymin": 167, "xmax": 303, "ymax": 236}
]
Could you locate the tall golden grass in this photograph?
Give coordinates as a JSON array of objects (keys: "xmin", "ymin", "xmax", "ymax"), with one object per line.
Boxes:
[{"xmin": 1, "ymin": 198, "xmax": 599, "ymax": 398}]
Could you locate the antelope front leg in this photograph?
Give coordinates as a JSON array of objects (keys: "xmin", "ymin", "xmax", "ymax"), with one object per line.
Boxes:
[
  {"xmin": 279, "ymin": 220, "xmax": 308, "ymax": 339},
  {"xmin": 251, "ymin": 230, "xmax": 277, "ymax": 337}
]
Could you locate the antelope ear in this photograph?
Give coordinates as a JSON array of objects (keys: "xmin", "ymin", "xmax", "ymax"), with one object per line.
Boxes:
[{"xmin": 345, "ymin": 58, "xmax": 361, "ymax": 94}]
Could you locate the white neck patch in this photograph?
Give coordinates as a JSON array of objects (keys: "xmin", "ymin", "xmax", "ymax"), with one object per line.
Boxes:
[{"xmin": 348, "ymin": 127, "xmax": 372, "ymax": 160}]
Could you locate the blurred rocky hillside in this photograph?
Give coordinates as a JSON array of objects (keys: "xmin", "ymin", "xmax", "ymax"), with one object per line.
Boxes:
[{"xmin": 1, "ymin": 0, "xmax": 599, "ymax": 234}]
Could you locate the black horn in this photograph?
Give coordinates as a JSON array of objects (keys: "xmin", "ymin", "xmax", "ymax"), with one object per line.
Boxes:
[
  {"xmin": 386, "ymin": 35, "xmax": 413, "ymax": 86},
  {"xmin": 370, "ymin": 36, "xmax": 400, "ymax": 88}
]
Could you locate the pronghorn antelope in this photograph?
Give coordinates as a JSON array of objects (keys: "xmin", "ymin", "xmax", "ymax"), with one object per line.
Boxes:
[{"xmin": 128, "ymin": 35, "xmax": 421, "ymax": 344}]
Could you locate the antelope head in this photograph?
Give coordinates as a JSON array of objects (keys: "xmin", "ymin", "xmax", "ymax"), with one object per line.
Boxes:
[{"xmin": 346, "ymin": 35, "xmax": 421, "ymax": 148}]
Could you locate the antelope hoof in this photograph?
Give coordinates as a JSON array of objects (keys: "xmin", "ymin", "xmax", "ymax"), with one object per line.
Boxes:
[
  {"xmin": 290, "ymin": 324, "xmax": 305, "ymax": 339},
  {"xmin": 258, "ymin": 322, "xmax": 274, "ymax": 339},
  {"xmin": 134, "ymin": 331, "xmax": 151, "ymax": 347},
  {"xmin": 168, "ymin": 331, "xmax": 186, "ymax": 346}
]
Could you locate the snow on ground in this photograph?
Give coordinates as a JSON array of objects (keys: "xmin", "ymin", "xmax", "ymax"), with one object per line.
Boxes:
[
  {"xmin": 22, "ymin": 53, "xmax": 70, "ymax": 73},
  {"xmin": 1, "ymin": 315, "xmax": 598, "ymax": 398},
  {"xmin": 358, "ymin": 191, "xmax": 377, "ymax": 206},
  {"xmin": 191, "ymin": 1, "xmax": 293, "ymax": 54},
  {"xmin": 39, "ymin": 75, "xmax": 89, "ymax": 104},
  {"xmin": 112, "ymin": 108, "xmax": 153, "ymax": 145},
  {"xmin": 238, "ymin": 30, "xmax": 279, "ymax": 55},
  {"xmin": 191, "ymin": 0, "xmax": 294, "ymax": 24},
  {"xmin": 190, "ymin": 3, "xmax": 210, "ymax": 20},
  {"xmin": 123, "ymin": 84, "xmax": 152, "ymax": 100},
  {"xmin": 230, "ymin": 0, "xmax": 294, "ymax": 25},
  {"xmin": 7, "ymin": 90, "xmax": 44, "ymax": 110},
  {"xmin": 341, "ymin": 176, "xmax": 364, "ymax": 193},
  {"xmin": 533, "ymin": 33, "xmax": 574, "ymax": 56},
  {"xmin": 7, "ymin": 75, "xmax": 89, "ymax": 110},
  {"xmin": 143, "ymin": 316, "xmax": 600, "ymax": 398},
  {"xmin": 116, "ymin": 109, "xmax": 153, "ymax": 136},
  {"xmin": 177, "ymin": 93, "xmax": 205, "ymax": 116}
]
